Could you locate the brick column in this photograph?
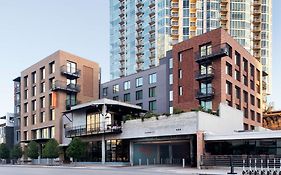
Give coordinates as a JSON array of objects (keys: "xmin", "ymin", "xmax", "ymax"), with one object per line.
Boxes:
[{"xmin": 196, "ymin": 131, "xmax": 205, "ymax": 169}]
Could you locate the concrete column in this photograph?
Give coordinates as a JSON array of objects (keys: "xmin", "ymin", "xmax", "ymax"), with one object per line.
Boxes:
[
  {"xmin": 169, "ymin": 145, "xmax": 173, "ymax": 164},
  {"xmin": 100, "ymin": 104, "xmax": 107, "ymax": 130},
  {"xmin": 102, "ymin": 135, "xmax": 106, "ymax": 164},
  {"xmin": 196, "ymin": 131, "xmax": 205, "ymax": 169},
  {"xmin": 129, "ymin": 141, "xmax": 134, "ymax": 166},
  {"xmin": 157, "ymin": 144, "xmax": 160, "ymax": 164}
]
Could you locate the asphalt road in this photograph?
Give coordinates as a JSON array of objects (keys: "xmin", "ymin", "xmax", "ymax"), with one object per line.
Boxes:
[{"xmin": 0, "ymin": 165, "xmax": 194, "ymax": 175}]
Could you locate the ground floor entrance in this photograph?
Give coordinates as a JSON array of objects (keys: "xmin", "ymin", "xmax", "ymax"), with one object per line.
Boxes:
[{"xmin": 78, "ymin": 135, "xmax": 197, "ymax": 167}]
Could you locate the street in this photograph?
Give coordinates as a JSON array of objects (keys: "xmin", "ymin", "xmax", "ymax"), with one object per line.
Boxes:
[{"xmin": 0, "ymin": 165, "xmax": 231, "ymax": 175}]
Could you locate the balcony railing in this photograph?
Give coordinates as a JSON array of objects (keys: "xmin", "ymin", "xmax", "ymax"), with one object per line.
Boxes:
[
  {"xmin": 195, "ymin": 43, "xmax": 230, "ymax": 64},
  {"xmin": 65, "ymin": 122, "xmax": 122, "ymax": 138},
  {"xmin": 195, "ymin": 68, "xmax": 215, "ymax": 81},
  {"xmin": 196, "ymin": 87, "xmax": 215, "ymax": 100},
  {"xmin": 60, "ymin": 65, "xmax": 81, "ymax": 79},
  {"xmin": 52, "ymin": 81, "xmax": 80, "ymax": 93}
]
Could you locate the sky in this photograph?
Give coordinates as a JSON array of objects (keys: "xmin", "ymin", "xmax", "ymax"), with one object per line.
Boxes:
[{"xmin": 0, "ymin": 0, "xmax": 280, "ymax": 115}]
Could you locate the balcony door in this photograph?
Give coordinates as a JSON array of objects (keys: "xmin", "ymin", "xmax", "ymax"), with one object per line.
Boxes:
[
  {"xmin": 66, "ymin": 61, "xmax": 77, "ymax": 74},
  {"xmin": 87, "ymin": 113, "xmax": 100, "ymax": 133}
]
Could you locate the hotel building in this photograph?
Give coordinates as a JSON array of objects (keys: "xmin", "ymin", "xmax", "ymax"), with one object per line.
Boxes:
[{"xmin": 19, "ymin": 50, "xmax": 100, "ymax": 144}]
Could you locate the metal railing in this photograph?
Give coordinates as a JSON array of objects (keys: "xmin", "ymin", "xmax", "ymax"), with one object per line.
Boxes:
[
  {"xmin": 201, "ymin": 155, "xmax": 281, "ymax": 168},
  {"xmin": 65, "ymin": 122, "xmax": 122, "ymax": 137},
  {"xmin": 195, "ymin": 67, "xmax": 215, "ymax": 81},
  {"xmin": 196, "ymin": 87, "xmax": 215, "ymax": 100},
  {"xmin": 52, "ymin": 80, "xmax": 80, "ymax": 93},
  {"xmin": 195, "ymin": 43, "xmax": 230, "ymax": 63},
  {"xmin": 60, "ymin": 65, "xmax": 81, "ymax": 79}
]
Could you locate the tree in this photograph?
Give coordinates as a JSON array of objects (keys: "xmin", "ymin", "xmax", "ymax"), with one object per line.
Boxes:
[
  {"xmin": 10, "ymin": 144, "xmax": 23, "ymax": 161},
  {"xmin": 27, "ymin": 141, "xmax": 39, "ymax": 159},
  {"xmin": 0, "ymin": 143, "xmax": 10, "ymax": 160},
  {"xmin": 66, "ymin": 138, "xmax": 86, "ymax": 162},
  {"xmin": 42, "ymin": 139, "xmax": 59, "ymax": 159}
]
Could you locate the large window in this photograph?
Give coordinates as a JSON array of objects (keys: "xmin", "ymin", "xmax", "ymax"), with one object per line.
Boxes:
[
  {"xmin": 49, "ymin": 61, "xmax": 55, "ymax": 74},
  {"xmin": 113, "ymin": 84, "xmax": 119, "ymax": 94},
  {"xmin": 67, "ymin": 61, "xmax": 77, "ymax": 73},
  {"xmin": 149, "ymin": 87, "xmax": 156, "ymax": 98},
  {"xmin": 123, "ymin": 81, "xmax": 131, "ymax": 90},
  {"xmin": 200, "ymin": 101, "xmax": 212, "ymax": 110},
  {"xmin": 149, "ymin": 73, "xmax": 157, "ymax": 84},
  {"xmin": 31, "ymin": 100, "xmax": 36, "ymax": 111},
  {"xmin": 136, "ymin": 77, "xmax": 143, "ymax": 87},
  {"xmin": 40, "ymin": 67, "xmax": 46, "ymax": 80},
  {"xmin": 135, "ymin": 90, "xmax": 143, "ymax": 100},
  {"xmin": 32, "ymin": 72, "xmax": 36, "ymax": 84},
  {"xmin": 103, "ymin": 87, "xmax": 108, "ymax": 97},
  {"xmin": 226, "ymin": 81, "xmax": 232, "ymax": 95},
  {"xmin": 105, "ymin": 140, "xmax": 129, "ymax": 162},
  {"xmin": 149, "ymin": 100, "xmax": 157, "ymax": 111},
  {"xmin": 40, "ymin": 111, "xmax": 46, "ymax": 123},
  {"xmin": 200, "ymin": 43, "xmax": 212, "ymax": 57},
  {"xmin": 124, "ymin": 93, "xmax": 130, "ymax": 102},
  {"xmin": 179, "ymin": 86, "xmax": 183, "ymax": 96}
]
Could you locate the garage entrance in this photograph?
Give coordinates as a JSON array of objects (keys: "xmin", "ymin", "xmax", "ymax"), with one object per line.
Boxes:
[{"xmin": 132, "ymin": 136, "xmax": 196, "ymax": 167}]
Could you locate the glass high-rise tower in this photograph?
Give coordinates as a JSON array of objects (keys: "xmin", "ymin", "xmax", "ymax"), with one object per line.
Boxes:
[{"xmin": 110, "ymin": 0, "xmax": 272, "ymax": 97}]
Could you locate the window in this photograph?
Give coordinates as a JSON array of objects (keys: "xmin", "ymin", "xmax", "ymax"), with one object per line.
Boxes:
[
  {"xmin": 250, "ymin": 64, "xmax": 255, "ymax": 77},
  {"xmin": 113, "ymin": 84, "xmax": 119, "ymax": 94},
  {"xmin": 257, "ymin": 113, "xmax": 261, "ymax": 123},
  {"xmin": 149, "ymin": 100, "xmax": 157, "ymax": 111},
  {"xmin": 40, "ymin": 67, "xmax": 46, "ymax": 80},
  {"xmin": 250, "ymin": 95, "xmax": 255, "ymax": 105},
  {"xmin": 23, "ymin": 131, "xmax": 28, "ymax": 140},
  {"xmin": 169, "ymin": 91, "xmax": 173, "ymax": 101},
  {"xmin": 243, "ymin": 91, "xmax": 248, "ymax": 103},
  {"xmin": 41, "ymin": 82, "xmax": 45, "ymax": 93},
  {"xmin": 200, "ymin": 43, "xmax": 212, "ymax": 57},
  {"xmin": 257, "ymin": 98, "xmax": 261, "ymax": 108},
  {"xmin": 24, "ymin": 89, "xmax": 28, "ymax": 99},
  {"xmin": 113, "ymin": 96, "xmax": 119, "ymax": 101},
  {"xmin": 32, "ymin": 86, "xmax": 36, "ymax": 96},
  {"xmin": 50, "ymin": 109, "xmax": 55, "ymax": 121},
  {"xmin": 179, "ymin": 86, "xmax": 183, "ymax": 96},
  {"xmin": 235, "ymin": 86, "xmax": 241, "ymax": 99},
  {"xmin": 169, "ymin": 58, "xmax": 173, "ymax": 69},
  {"xmin": 124, "ymin": 93, "xmax": 130, "ymax": 102},
  {"xmin": 235, "ymin": 70, "xmax": 241, "ymax": 81},
  {"xmin": 50, "ymin": 127, "xmax": 55, "ymax": 138},
  {"xmin": 149, "ymin": 73, "xmax": 157, "ymax": 84},
  {"xmin": 24, "ymin": 116, "xmax": 28, "ymax": 127},
  {"xmin": 235, "ymin": 51, "xmax": 241, "ymax": 67},
  {"xmin": 200, "ymin": 101, "xmax": 212, "ymax": 110},
  {"xmin": 244, "ymin": 108, "xmax": 248, "ymax": 118},
  {"xmin": 40, "ymin": 112, "xmax": 46, "ymax": 123},
  {"xmin": 169, "ymin": 74, "xmax": 173, "ymax": 85},
  {"xmin": 24, "ymin": 76, "xmax": 28, "ymax": 87},
  {"xmin": 243, "ymin": 58, "xmax": 248, "ymax": 72},
  {"xmin": 40, "ymin": 96, "xmax": 45, "ymax": 108},
  {"xmin": 32, "ymin": 114, "xmax": 36, "ymax": 125},
  {"xmin": 226, "ymin": 81, "xmax": 232, "ymax": 95},
  {"xmin": 32, "ymin": 72, "xmax": 36, "ymax": 84},
  {"xmin": 135, "ymin": 90, "xmax": 143, "ymax": 100},
  {"xmin": 250, "ymin": 80, "xmax": 255, "ymax": 91},
  {"xmin": 149, "ymin": 87, "xmax": 156, "ymax": 98},
  {"xmin": 124, "ymin": 81, "xmax": 131, "ymax": 90},
  {"xmin": 103, "ymin": 87, "xmax": 108, "ymax": 97},
  {"xmin": 178, "ymin": 53, "xmax": 182, "ymax": 62},
  {"xmin": 49, "ymin": 61, "xmax": 55, "ymax": 74},
  {"xmin": 136, "ymin": 77, "xmax": 143, "ymax": 87},
  {"xmin": 243, "ymin": 75, "xmax": 248, "ymax": 86},
  {"xmin": 251, "ymin": 110, "xmax": 255, "ymax": 121},
  {"xmin": 24, "ymin": 103, "xmax": 28, "ymax": 113},
  {"xmin": 67, "ymin": 61, "xmax": 77, "ymax": 73},
  {"xmin": 226, "ymin": 62, "xmax": 232, "ymax": 76},
  {"xmin": 178, "ymin": 69, "xmax": 182, "ymax": 79},
  {"xmin": 32, "ymin": 100, "xmax": 36, "ymax": 111},
  {"xmin": 49, "ymin": 78, "xmax": 55, "ymax": 89}
]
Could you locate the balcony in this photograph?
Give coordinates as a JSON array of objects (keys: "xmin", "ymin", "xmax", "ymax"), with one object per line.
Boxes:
[
  {"xmin": 65, "ymin": 122, "xmax": 122, "ymax": 138},
  {"xmin": 149, "ymin": 11, "xmax": 156, "ymax": 17},
  {"xmin": 171, "ymin": 13, "xmax": 179, "ymax": 18},
  {"xmin": 195, "ymin": 68, "xmax": 215, "ymax": 81},
  {"xmin": 195, "ymin": 43, "xmax": 230, "ymax": 64},
  {"xmin": 60, "ymin": 65, "xmax": 81, "ymax": 79},
  {"xmin": 149, "ymin": 0, "xmax": 155, "ymax": 8},
  {"xmin": 136, "ymin": 11, "xmax": 144, "ymax": 16},
  {"xmin": 52, "ymin": 81, "xmax": 80, "ymax": 93},
  {"xmin": 136, "ymin": 0, "xmax": 144, "ymax": 8},
  {"xmin": 196, "ymin": 87, "xmax": 215, "ymax": 101},
  {"xmin": 171, "ymin": 3, "xmax": 179, "ymax": 8}
]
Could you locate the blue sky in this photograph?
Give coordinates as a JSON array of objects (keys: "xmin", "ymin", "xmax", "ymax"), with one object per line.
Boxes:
[{"xmin": 0, "ymin": 0, "xmax": 280, "ymax": 115}]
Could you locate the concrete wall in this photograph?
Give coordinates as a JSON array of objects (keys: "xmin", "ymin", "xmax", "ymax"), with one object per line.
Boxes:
[{"xmin": 198, "ymin": 103, "xmax": 244, "ymax": 134}]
